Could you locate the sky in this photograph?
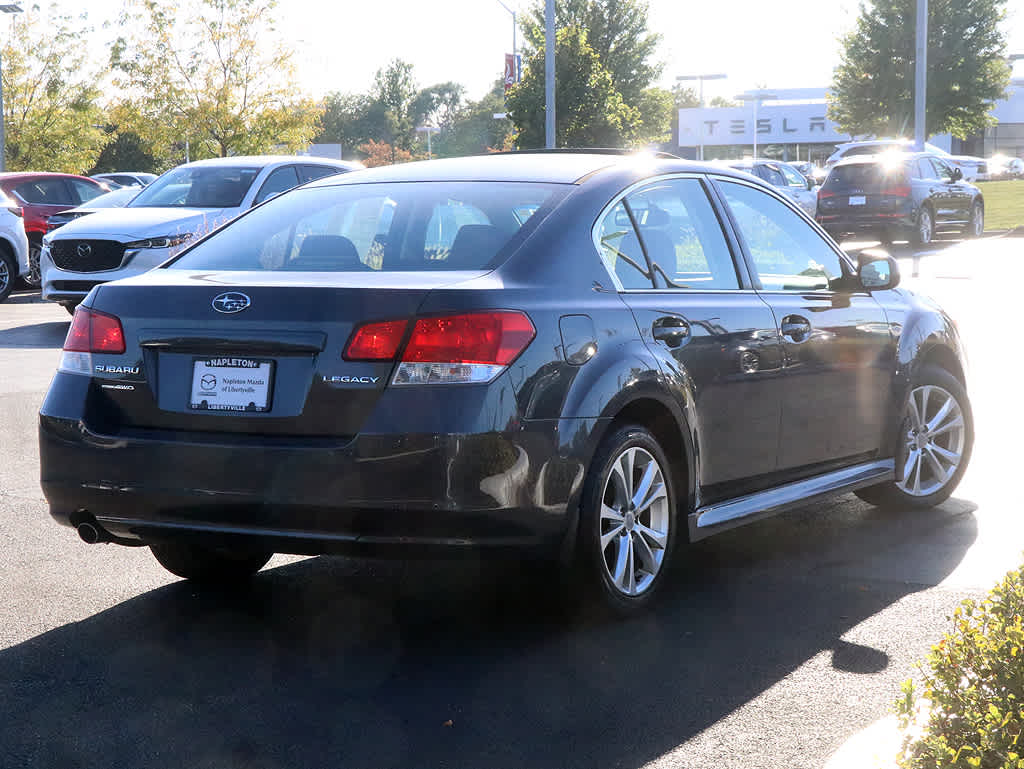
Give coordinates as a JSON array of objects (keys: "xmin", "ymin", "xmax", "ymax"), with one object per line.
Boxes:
[{"xmin": 19, "ymin": 0, "xmax": 1024, "ymax": 104}]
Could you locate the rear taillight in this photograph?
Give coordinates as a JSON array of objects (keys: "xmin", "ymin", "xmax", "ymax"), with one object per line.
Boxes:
[
  {"xmin": 343, "ymin": 320, "xmax": 409, "ymax": 361},
  {"xmin": 342, "ymin": 311, "xmax": 536, "ymax": 385},
  {"xmin": 63, "ymin": 307, "xmax": 126, "ymax": 354},
  {"xmin": 882, "ymin": 185, "xmax": 910, "ymax": 197},
  {"xmin": 818, "ymin": 189, "xmax": 836, "ymax": 199}
]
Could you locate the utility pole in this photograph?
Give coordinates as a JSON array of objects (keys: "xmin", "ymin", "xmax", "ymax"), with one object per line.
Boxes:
[
  {"xmin": 914, "ymin": 0, "xmax": 928, "ymax": 151},
  {"xmin": 544, "ymin": 0, "xmax": 555, "ymax": 148}
]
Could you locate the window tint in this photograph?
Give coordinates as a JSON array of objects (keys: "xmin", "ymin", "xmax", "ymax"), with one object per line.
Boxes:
[
  {"xmin": 780, "ymin": 164, "xmax": 806, "ymax": 187},
  {"xmin": 625, "ymin": 178, "xmax": 738, "ymax": 290},
  {"xmin": 758, "ymin": 166, "xmax": 786, "ymax": 187},
  {"xmin": 254, "ymin": 166, "xmax": 300, "ymax": 205},
  {"xmin": 931, "ymin": 158, "xmax": 955, "ymax": 182},
  {"xmin": 596, "ymin": 201, "xmax": 652, "ymax": 289},
  {"xmin": 70, "ymin": 179, "xmax": 104, "ymax": 204},
  {"xmin": 168, "ymin": 181, "xmax": 561, "ymax": 272},
  {"xmin": 13, "ymin": 178, "xmax": 72, "ymax": 205},
  {"xmin": 299, "ymin": 164, "xmax": 342, "ymax": 183},
  {"xmin": 915, "ymin": 159, "xmax": 935, "ymax": 180},
  {"xmin": 719, "ymin": 180, "xmax": 845, "ymax": 291}
]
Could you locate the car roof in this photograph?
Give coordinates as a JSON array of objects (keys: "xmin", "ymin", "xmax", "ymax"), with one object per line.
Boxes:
[
  {"xmin": 0, "ymin": 171, "xmax": 97, "ymax": 181},
  {"xmin": 307, "ymin": 152, "xmax": 760, "ymax": 187},
  {"xmin": 180, "ymin": 155, "xmax": 362, "ymax": 170}
]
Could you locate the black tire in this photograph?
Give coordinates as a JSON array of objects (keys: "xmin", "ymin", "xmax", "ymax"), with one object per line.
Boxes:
[
  {"xmin": 574, "ymin": 424, "xmax": 678, "ymax": 615},
  {"xmin": 855, "ymin": 363, "xmax": 973, "ymax": 510},
  {"xmin": 912, "ymin": 206, "xmax": 933, "ymax": 247},
  {"xmin": 962, "ymin": 201, "xmax": 984, "ymax": 238},
  {"xmin": 0, "ymin": 247, "xmax": 15, "ymax": 302},
  {"xmin": 21, "ymin": 238, "xmax": 41, "ymax": 289},
  {"xmin": 150, "ymin": 541, "xmax": 272, "ymax": 583}
]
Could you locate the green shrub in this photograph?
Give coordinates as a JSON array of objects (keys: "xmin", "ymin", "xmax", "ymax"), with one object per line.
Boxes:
[{"xmin": 898, "ymin": 563, "xmax": 1024, "ymax": 768}]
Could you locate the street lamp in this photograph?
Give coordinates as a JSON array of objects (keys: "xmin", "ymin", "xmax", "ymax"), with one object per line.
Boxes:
[
  {"xmin": 415, "ymin": 125, "xmax": 437, "ymax": 160},
  {"xmin": 0, "ymin": 3, "xmax": 23, "ymax": 173},
  {"xmin": 495, "ymin": 0, "xmax": 518, "ymax": 82},
  {"xmin": 735, "ymin": 90, "xmax": 777, "ymax": 159},
  {"xmin": 676, "ymin": 73, "xmax": 726, "ymax": 160}
]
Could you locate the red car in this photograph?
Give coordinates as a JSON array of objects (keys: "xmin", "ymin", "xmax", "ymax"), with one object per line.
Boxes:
[{"xmin": 0, "ymin": 172, "xmax": 108, "ymax": 288}]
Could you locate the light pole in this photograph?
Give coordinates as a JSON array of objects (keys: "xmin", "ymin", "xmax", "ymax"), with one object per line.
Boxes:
[
  {"xmin": 676, "ymin": 73, "xmax": 726, "ymax": 160},
  {"xmin": 735, "ymin": 90, "xmax": 778, "ymax": 159},
  {"xmin": 544, "ymin": 0, "xmax": 554, "ymax": 148},
  {"xmin": 913, "ymin": 0, "xmax": 927, "ymax": 151},
  {"xmin": 415, "ymin": 125, "xmax": 436, "ymax": 160},
  {"xmin": 495, "ymin": 0, "xmax": 518, "ymax": 80},
  {"xmin": 0, "ymin": 3, "xmax": 24, "ymax": 173}
]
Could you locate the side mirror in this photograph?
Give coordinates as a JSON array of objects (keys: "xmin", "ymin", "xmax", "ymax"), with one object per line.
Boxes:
[
  {"xmin": 858, "ymin": 252, "xmax": 900, "ymax": 291},
  {"xmin": 951, "ymin": 166, "xmax": 963, "ymax": 182}
]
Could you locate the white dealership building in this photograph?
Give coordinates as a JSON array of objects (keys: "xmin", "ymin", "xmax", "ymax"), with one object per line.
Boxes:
[{"xmin": 675, "ymin": 83, "xmax": 1024, "ymax": 164}]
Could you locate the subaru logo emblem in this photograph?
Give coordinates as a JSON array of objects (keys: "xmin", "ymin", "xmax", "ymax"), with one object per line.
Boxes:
[
  {"xmin": 76, "ymin": 242, "xmax": 92, "ymax": 258},
  {"xmin": 211, "ymin": 292, "xmax": 250, "ymax": 314}
]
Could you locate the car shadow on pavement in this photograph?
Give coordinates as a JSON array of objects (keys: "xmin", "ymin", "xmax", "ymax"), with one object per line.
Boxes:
[
  {"xmin": 0, "ymin": 321, "xmax": 68, "ymax": 349},
  {"xmin": 0, "ymin": 496, "xmax": 977, "ymax": 769}
]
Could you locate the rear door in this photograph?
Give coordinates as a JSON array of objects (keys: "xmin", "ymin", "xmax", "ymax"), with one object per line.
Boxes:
[
  {"xmin": 930, "ymin": 158, "xmax": 972, "ymax": 223},
  {"xmin": 714, "ymin": 177, "xmax": 894, "ymax": 473},
  {"xmin": 598, "ymin": 175, "xmax": 784, "ymax": 495}
]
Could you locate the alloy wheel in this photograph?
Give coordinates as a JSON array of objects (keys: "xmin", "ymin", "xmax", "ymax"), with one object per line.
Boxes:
[
  {"xmin": 0, "ymin": 257, "xmax": 9, "ymax": 295},
  {"xmin": 897, "ymin": 384, "xmax": 966, "ymax": 497},
  {"xmin": 25, "ymin": 244, "xmax": 41, "ymax": 288},
  {"xmin": 599, "ymin": 446, "xmax": 670, "ymax": 596},
  {"xmin": 918, "ymin": 209, "xmax": 933, "ymax": 245},
  {"xmin": 971, "ymin": 205, "xmax": 983, "ymax": 237}
]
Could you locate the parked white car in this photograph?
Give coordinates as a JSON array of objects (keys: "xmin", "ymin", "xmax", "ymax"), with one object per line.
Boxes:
[
  {"xmin": 723, "ymin": 159, "xmax": 820, "ymax": 216},
  {"xmin": 91, "ymin": 172, "xmax": 159, "ymax": 189},
  {"xmin": 41, "ymin": 156, "xmax": 363, "ymax": 312},
  {"xmin": 0, "ymin": 192, "xmax": 31, "ymax": 302},
  {"xmin": 826, "ymin": 140, "xmax": 988, "ymax": 181}
]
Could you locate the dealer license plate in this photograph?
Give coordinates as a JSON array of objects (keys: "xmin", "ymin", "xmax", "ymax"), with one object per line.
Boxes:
[
  {"xmin": 189, "ymin": 357, "xmax": 274, "ymax": 412},
  {"xmin": 848, "ymin": 195, "xmax": 866, "ymax": 206}
]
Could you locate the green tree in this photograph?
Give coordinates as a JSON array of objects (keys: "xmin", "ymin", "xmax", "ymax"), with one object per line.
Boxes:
[
  {"xmin": 708, "ymin": 95, "xmax": 739, "ymax": 108},
  {"xmin": 89, "ymin": 130, "xmax": 160, "ymax": 175},
  {"xmin": 434, "ymin": 81, "xmax": 513, "ymax": 157},
  {"xmin": 672, "ymin": 84, "xmax": 700, "ymax": 110},
  {"xmin": 370, "ymin": 58, "xmax": 418, "ymax": 154},
  {"xmin": 507, "ymin": 26, "xmax": 639, "ymax": 148},
  {"xmin": 635, "ymin": 86, "xmax": 673, "ymax": 144},
  {"xmin": 315, "ymin": 91, "xmax": 379, "ymax": 157},
  {"xmin": 829, "ymin": 0, "xmax": 1011, "ymax": 138},
  {"xmin": 1, "ymin": 8, "xmax": 109, "ymax": 172},
  {"xmin": 110, "ymin": 0, "xmax": 321, "ymax": 162},
  {"xmin": 521, "ymin": 0, "xmax": 662, "ymax": 106}
]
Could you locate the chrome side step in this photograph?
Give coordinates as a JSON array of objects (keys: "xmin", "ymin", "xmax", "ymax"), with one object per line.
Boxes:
[{"xmin": 688, "ymin": 459, "xmax": 895, "ymax": 542}]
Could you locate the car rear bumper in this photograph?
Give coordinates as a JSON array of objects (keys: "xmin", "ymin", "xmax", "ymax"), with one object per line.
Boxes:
[
  {"xmin": 815, "ymin": 212, "xmax": 915, "ymax": 234},
  {"xmin": 40, "ymin": 373, "xmax": 600, "ymax": 555}
]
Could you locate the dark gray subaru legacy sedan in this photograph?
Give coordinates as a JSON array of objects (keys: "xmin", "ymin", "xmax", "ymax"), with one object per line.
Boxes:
[{"xmin": 39, "ymin": 151, "xmax": 972, "ymax": 613}]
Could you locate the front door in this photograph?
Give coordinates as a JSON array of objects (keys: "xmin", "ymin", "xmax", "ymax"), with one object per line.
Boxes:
[
  {"xmin": 714, "ymin": 177, "xmax": 896, "ymax": 472},
  {"xmin": 596, "ymin": 176, "xmax": 784, "ymax": 496}
]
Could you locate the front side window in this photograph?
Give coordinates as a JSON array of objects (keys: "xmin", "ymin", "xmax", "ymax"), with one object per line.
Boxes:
[
  {"xmin": 168, "ymin": 181, "xmax": 563, "ymax": 272},
  {"xmin": 253, "ymin": 166, "xmax": 300, "ymax": 205},
  {"xmin": 624, "ymin": 178, "xmax": 739, "ymax": 290},
  {"xmin": 70, "ymin": 179, "xmax": 104, "ymax": 204},
  {"xmin": 718, "ymin": 180, "xmax": 845, "ymax": 292},
  {"xmin": 129, "ymin": 165, "xmax": 261, "ymax": 208},
  {"xmin": 780, "ymin": 164, "xmax": 807, "ymax": 188},
  {"xmin": 757, "ymin": 166, "xmax": 786, "ymax": 188}
]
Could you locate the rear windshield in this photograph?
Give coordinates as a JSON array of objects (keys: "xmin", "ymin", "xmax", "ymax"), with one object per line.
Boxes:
[
  {"xmin": 167, "ymin": 181, "xmax": 565, "ymax": 272},
  {"xmin": 824, "ymin": 162, "xmax": 908, "ymax": 188},
  {"xmin": 128, "ymin": 165, "xmax": 261, "ymax": 208}
]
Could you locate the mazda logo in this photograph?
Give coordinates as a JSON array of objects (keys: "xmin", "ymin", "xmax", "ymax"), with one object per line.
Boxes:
[
  {"xmin": 211, "ymin": 292, "xmax": 251, "ymax": 314},
  {"xmin": 76, "ymin": 242, "xmax": 92, "ymax": 258}
]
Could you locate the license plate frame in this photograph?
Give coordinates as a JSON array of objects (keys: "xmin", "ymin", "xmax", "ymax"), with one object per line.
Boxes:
[
  {"xmin": 189, "ymin": 357, "xmax": 275, "ymax": 413},
  {"xmin": 848, "ymin": 195, "xmax": 867, "ymax": 206}
]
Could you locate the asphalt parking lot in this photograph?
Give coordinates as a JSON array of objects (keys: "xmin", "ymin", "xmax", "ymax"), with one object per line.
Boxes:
[{"xmin": 0, "ymin": 234, "xmax": 1019, "ymax": 769}]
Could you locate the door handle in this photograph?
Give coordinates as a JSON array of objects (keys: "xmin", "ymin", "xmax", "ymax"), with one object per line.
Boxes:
[
  {"xmin": 652, "ymin": 316, "xmax": 690, "ymax": 348},
  {"xmin": 780, "ymin": 315, "xmax": 812, "ymax": 343}
]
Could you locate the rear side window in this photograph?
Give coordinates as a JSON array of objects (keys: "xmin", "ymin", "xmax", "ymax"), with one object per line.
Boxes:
[
  {"xmin": 624, "ymin": 178, "xmax": 739, "ymax": 289},
  {"xmin": 168, "ymin": 181, "xmax": 563, "ymax": 272},
  {"xmin": 299, "ymin": 164, "xmax": 342, "ymax": 183},
  {"xmin": 13, "ymin": 178, "xmax": 72, "ymax": 205},
  {"xmin": 70, "ymin": 179, "xmax": 104, "ymax": 204},
  {"xmin": 253, "ymin": 166, "xmax": 299, "ymax": 205},
  {"xmin": 719, "ymin": 180, "xmax": 844, "ymax": 291},
  {"xmin": 595, "ymin": 201, "xmax": 653, "ymax": 289},
  {"xmin": 757, "ymin": 166, "xmax": 786, "ymax": 187}
]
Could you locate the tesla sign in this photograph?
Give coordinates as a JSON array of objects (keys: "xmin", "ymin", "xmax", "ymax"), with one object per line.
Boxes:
[{"xmin": 678, "ymin": 103, "xmax": 847, "ymax": 147}]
